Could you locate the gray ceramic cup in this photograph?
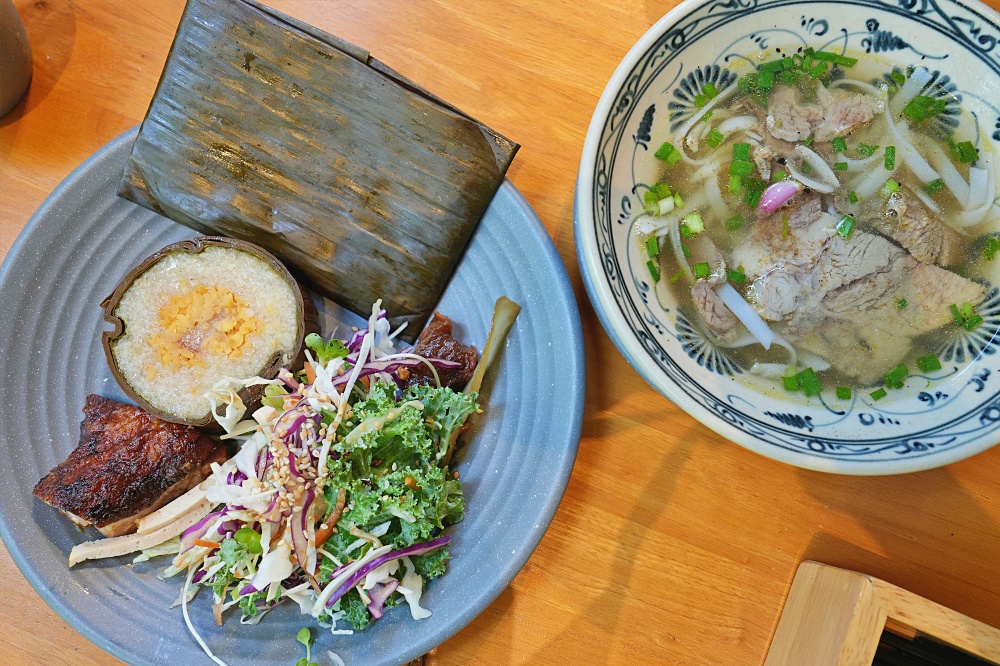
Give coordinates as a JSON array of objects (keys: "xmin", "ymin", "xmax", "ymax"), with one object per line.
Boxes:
[{"xmin": 0, "ymin": 0, "xmax": 31, "ymax": 117}]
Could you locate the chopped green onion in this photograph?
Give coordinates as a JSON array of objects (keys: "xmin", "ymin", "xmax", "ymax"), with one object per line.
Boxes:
[
  {"xmin": 692, "ymin": 262, "xmax": 711, "ymax": 279},
  {"xmin": 803, "ymin": 135, "xmax": 814, "ymax": 147},
  {"xmin": 643, "ymin": 190, "xmax": 658, "ymax": 213},
  {"xmin": 923, "ymin": 178, "xmax": 945, "ymax": 195},
  {"xmin": 729, "ymin": 160, "xmax": 754, "ymax": 177},
  {"xmin": 645, "ymin": 237, "xmax": 659, "ymax": 257},
  {"xmin": 903, "ymin": 95, "xmax": 947, "ymax": 122},
  {"xmin": 885, "ymin": 364, "xmax": 909, "ymax": 389},
  {"xmin": 796, "ymin": 367, "xmax": 823, "ymax": 397},
  {"xmin": 725, "ymin": 215, "xmax": 744, "ymax": 231},
  {"xmin": 681, "ymin": 244, "xmax": 690, "ymax": 257},
  {"xmin": 728, "ymin": 174, "xmax": 743, "ymax": 193},
  {"xmin": 883, "ymin": 179, "xmax": 900, "ymax": 193},
  {"xmin": 848, "ymin": 190, "xmax": 859, "ymax": 204},
  {"xmin": 654, "ymin": 142, "xmax": 675, "ymax": 160},
  {"xmin": 983, "ymin": 236, "xmax": 999, "ymax": 261},
  {"xmin": 895, "ymin": 297, "xmax": 908, "ymax": 309},
  {"xmin": 727, "ymin": 268, "xmax": 746, "ymax": 284},
  {"xmin": 808, "ymin": 62, "xmax": 828, "ymax": 78},
  {"xmin": 742, "ymin": 177, "xmax": 766, "ymax": 208},
  {"xmin": 646, "ymin": 260, "xmax": 661, "ymax": 282},
  {"xmin": 836, "ymin": 215, "xmax": 856, "ymax": 239},
  {"xmin": 783, "ymin": 374, "xmax": 800, "ymax": 391},
  {"xmin": 674, "ymin": 194, "xmax": 685, "ymax": 209},
  {"xmin": 811, "ymin": 50, "xmax": 858, "ymax": 67},
  {"xmin": 706, "ymin": 128, "xmax": 725, "ymax": 148},
  {"xmin": 759, "ymin": 58, "xmax": 788, "ymax": 73},
  {"xmin": 703, "ymin": 82, "xmax": 719, "ymax": 99},
  {"xmin": 869, "ymin": 387, "xmax": 888, "ymax": 401},
  {"xmin": 758, "ymin": 69, "xmax": 775, "ymax": 91},
  {"xmin": 669, "ymin": 270, "xmax": 685, "ymax": 284},
  {"xmin": 733, "ymin": 143, "xmax": 751, "ymax": 162},
  {"xmin": 890, "ymin": 70, "xmax": 906, "ymax": 86},
  {"xmin": 951, "ymin": 301, "xmax": 984, "ymax": 330},
  {"xmin": 954, "ymin": 140, "xmax": 978, "ymax": 163},
  {"xmin": 653, "ymin": 182, "xmax": 672, "ymax": 198},
  {"xmin": 683, "ymin": 212, "xmax": 704, "ymax": 235},
  {"xmin": 833, "ymin": 161, "xmax": 849, "ymax": 171},
  {"xmin": 679, "ymin": 222, "xmax": 692, "ymax": 238},
  {"xmin": 701, "ymin": 110, "xmax": 713, "ymax": 122},
  {"xmin": 831, "ymin": 137, "xmax": 847, "ymax": 152},
  {"xmin": 916, "ymin": 353, "xmax": 942, "ymax": 373},
  {"xmin": 884, "ymin": 146, "xmax": 896, "ymax": 170},
  {"xmin": 772, "ymin": 170, "xmax": 787, "ymax": 182},
  {"xmin": 836, "ymin": 386, "xmax": 852, "ymax": 400},
  {"xmin": 693, "ymin": 93, "xmax": 710, "ymax": 108},
  {"xmin": 857, "ymin": 143, "xmax": 879, "ymax": 157}
]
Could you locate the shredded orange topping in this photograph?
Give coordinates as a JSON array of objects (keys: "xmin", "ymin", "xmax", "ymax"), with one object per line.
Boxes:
[{"xmin": 146, "ymin": 284, "xmax": 260, "ymax": 371}]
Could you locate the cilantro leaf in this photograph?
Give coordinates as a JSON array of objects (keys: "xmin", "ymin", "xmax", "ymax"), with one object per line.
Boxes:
[{"xmin": 305, "ymin": 333, "xmax": 350, "ymax": 364}]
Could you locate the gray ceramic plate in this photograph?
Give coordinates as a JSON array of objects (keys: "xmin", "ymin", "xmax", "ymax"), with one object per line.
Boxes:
[{"xmin": 0, "ymin": 129, "xmax": 584, "ymax": 665}]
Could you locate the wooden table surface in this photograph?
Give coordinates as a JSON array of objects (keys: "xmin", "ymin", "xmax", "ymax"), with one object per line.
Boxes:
[{"xmin": 3, "ymin": 0, "xmax": 1000, "ymax": 664}]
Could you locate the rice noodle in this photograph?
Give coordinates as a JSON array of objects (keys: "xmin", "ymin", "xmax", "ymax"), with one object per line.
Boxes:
[
  {"xmin": 955, "ymin": 151, "xmax": 996, "ymax": 227},
  {"xmin": 705, "ymin": 172, "xmax": 730, "ymax": 222},
  {"xmin": 840, "ymin": 153, "xmax": 881, "ymax": 172},
  {"xmin": 889, "ymin": 67, "xmax": 933, "ymax": 116},
  {"xmin": 714, "ymin": 283, "xmax": 776, "ymax": 349},
  {"xmin": 967, "ymin": 166, "xmax": 988, "ymax": 210},
  {"xmin": 672, "ymin": 83, "xmax": 740, "ymax": 165},
  {"xmin": 636, "ymin": 212, "xmax": 681, "ymax": 239},
  {"xmin": 850, "ymin": 161, "xmax": 898, "ymax": 199},
  {"xmin": 788, "ymin": 145, "xmax": 839, "ymax": 193},
  {"xmin": 926, "ymin": 141, "xmax": 971, "ymax": 207},
  {"xmin": 667, "ymin": 215, "xmax": 693, "ymax": 282},
  {"xmin": 884, "ymin": 109, "xmax": 940, "ymax": 183},
  {"xmin": 717, "ymin": 115, "xmax": 758, "ymax": 134},
  {"xmin": 913, "ymin": 186, "xmax": 941, "ymax": 214}
]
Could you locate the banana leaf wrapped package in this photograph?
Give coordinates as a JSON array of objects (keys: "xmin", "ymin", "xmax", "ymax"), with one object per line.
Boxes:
[{"xmin": 118, "ymin": 0, "xmax": 518, "ymax": 339}]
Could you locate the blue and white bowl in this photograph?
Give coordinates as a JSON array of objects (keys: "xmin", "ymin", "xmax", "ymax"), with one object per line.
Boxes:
[{"xmin": 575, "ymin": 0, "xmax": 1000, "ymax": 474}]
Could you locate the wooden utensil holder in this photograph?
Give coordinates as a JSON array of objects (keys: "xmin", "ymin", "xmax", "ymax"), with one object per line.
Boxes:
[{"xmin": 764, "ymin": 561, "xmax": 1000, "ymax": 665}]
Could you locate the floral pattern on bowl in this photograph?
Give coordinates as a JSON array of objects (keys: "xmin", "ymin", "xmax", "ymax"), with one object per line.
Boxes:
[{"xmin": 576, "ymin": 0, "xmax": 1000, "ymax": 473}]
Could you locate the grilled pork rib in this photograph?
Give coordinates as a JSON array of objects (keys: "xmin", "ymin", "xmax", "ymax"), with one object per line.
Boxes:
[
  {"xmin": 33, "ymin": 394, "xmax": 227, "ymax": 537},
  {"xmin": 401, "ymin": 312, "xmax": 479, "ymax": 389}
]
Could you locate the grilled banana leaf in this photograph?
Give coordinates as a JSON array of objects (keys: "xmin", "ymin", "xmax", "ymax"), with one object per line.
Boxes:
[{"xmin": 119, "ymin": 0, "xmax": 518, "ymax": 339}]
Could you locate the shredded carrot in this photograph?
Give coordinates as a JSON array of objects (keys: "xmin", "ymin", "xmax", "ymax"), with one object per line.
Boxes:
[
  {"xmin": 305, "ymin": 362, "xmax": 317, "ymax": 385},
  {"xmin": 193, "ymin": 538, "xmax": 220, "ymax": 550}
]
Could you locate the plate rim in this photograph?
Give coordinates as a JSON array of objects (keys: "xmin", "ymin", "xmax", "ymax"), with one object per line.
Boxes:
[{"xmin": 0, "ymin": 127, "xmax": 586, "ymax": 664}]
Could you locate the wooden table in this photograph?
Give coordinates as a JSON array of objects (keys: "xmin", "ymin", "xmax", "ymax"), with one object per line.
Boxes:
[{"xmin": 2, "ymin": 0, "xmax": 1000, "ymax": 664}]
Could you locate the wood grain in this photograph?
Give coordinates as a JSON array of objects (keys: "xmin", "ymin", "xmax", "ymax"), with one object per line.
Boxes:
[
  {"xmin": 764, "ymin": 562, "xmax": 1000, "ymax": 665},
  {"xmin": 3, "ymin": 0, "xmax": 1000, "ymax": 664}
]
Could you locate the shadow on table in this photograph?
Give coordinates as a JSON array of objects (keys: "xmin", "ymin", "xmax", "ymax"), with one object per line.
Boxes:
[
  {"xmin": 524, "ymin": 411, "xmax": 699, "ymax": 661},
  {"xmin": 797, "ymin": 464, "xmax": 1000, "ymax": 629}
]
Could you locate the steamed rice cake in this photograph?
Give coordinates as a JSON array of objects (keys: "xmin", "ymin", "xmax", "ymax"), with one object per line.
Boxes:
[{"xmin": 102, "ymin": 238, "xmax": 303, "ymax": 424}]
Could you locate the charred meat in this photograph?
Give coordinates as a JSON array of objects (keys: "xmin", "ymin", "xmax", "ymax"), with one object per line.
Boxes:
[
  {"xmin": 401, "ymin": 312, "xmax": 479, "ymax": 389},
  {"xmin": 33, "ymin": 394, "xmax": 227, "ymax": 537}
]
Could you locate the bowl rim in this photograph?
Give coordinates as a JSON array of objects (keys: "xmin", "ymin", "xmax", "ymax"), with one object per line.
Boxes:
[{"xmin": 574, "ymin": 0, "xmax": 1000, "ymax": 475}]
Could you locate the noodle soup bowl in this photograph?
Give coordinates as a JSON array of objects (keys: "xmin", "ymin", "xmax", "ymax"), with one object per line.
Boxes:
[{"xmin": 576, "ymin": 0, "xmax": 1000, "ymax": 473}]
